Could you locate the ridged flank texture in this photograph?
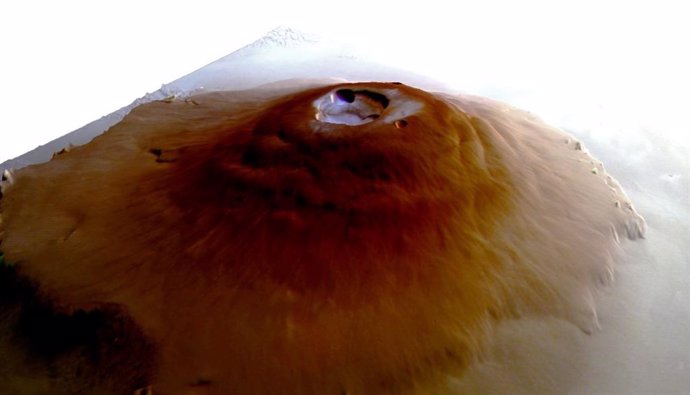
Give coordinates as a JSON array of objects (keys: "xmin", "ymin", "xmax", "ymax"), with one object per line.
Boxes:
[{"xmin": 0, "ymin": 81, "xmax": 644, "ymax": 394}]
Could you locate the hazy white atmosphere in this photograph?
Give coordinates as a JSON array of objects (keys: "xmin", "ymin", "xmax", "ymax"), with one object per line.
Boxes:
[
  {"xmin": 2, "ymin": 1, "xmax": 689, "ymax": 163},
  {"xmin": 1, "ymin": 1, "xmax": 689, "ymax": 393}
]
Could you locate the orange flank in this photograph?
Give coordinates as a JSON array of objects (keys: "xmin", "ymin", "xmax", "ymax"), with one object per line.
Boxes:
[{"xmin": 0, "ymin": 81, "xmax": 645, "ymax": 394}]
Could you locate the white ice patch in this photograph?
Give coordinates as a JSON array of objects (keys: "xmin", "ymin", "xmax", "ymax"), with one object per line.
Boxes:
[
  {"xmin": 312, "ymin": 86, "xmax": 423, "ymax": 128},
  {"xmin": 379, "ymin": 89, "xmax": 424, "ymax": 124}
]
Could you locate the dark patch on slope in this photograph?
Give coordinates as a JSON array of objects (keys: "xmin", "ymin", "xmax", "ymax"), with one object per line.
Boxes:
[{"xmin": 0, "ymin": 259, "xmax": 157, "ymax": 394}]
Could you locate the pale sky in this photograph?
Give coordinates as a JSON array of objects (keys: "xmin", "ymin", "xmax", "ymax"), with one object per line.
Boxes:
[{"xmin": 1, "ymin": 0, "xmax": 688, "ymax": 163}]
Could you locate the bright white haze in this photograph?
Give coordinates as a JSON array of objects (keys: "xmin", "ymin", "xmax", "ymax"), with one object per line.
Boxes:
[{"xmin": 0, "ymin": 0, "xmax": 688, "ymax": 163}]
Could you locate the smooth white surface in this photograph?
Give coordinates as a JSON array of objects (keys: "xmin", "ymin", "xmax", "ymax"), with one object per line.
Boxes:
[{"xmin": 1, "ymin": 0, "xmax": 689, "ymax": 163}]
